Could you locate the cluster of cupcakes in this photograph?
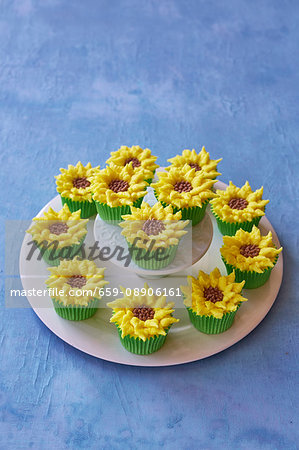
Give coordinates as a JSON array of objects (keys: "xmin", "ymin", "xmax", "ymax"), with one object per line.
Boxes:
[{"xmin": 26, "ymin": 144, "xmax": 282, "ymax": 354}]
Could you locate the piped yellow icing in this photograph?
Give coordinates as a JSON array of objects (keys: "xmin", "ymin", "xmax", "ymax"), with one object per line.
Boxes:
[
  {"xmin": 107, "ymin": 283, "xmax": 179, "ymax": 340},
  {"xmin": 46, "ymin": 257, "xmax": 108, "ymax": 306},
  {"xmin": 55, "ymin": 161, "xmax": 100, "ymax": 202},
  {"xmin": 221, "ymin": 226, "xmax": 282, "ymax": 273},
  {"xmin": 26, "ymin": 204, "xmax": 88, "ymax": 247},
  {"xmin": 210, "ymin": 181, "xmax": 269, "ymax": 223},
  {"xmin": 119, "ymin": 202, "xmax": 189, "ymax": 250},
  {"xmin": 91, "ymin": 165, "xmax": 148, "ymax": 207},
  {"xmin": 106, "ymin": 145, "xmax": 159, "ymax": 181},
  {"xmin": 151, "ymin": 165, "xmax": 216, "ymax": 209},
  {"xmin": 167, "ymin": 146, "xmax": 222, "ymax": 179},
  {"xmin": 181, "ymin": 268, "xmax": 247, "ymax": 319}
]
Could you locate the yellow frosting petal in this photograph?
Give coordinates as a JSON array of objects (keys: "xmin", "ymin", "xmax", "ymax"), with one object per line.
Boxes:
[
  {"xmin": 210, "ymin": 181, "xmax": 269, "ymax": 223},
  {"xmin": 26, "ymin": 203, "xmax": 88, "ymax": 247},
  {"xmin": 151, "ymin": 165, "xmax": 216, "ymax": 209},
  {"xmin": 181, "ymin": 268, "xmax": 247, "ymax": 319},
  {"xmin": 107, "ymin": 283, "xmax": 179, "ymax": 340},
  {"xmin": 91, "ymin": 165, "xmax": 148, "ymax": 207},
  {"xmin": 55, "ymin": 161, "xmax": 101, "ymax": 202},
  {"xmin": 119, "ymin": 202, "xmax": 189, "ymax": 250},
  {"xmin": 106, "ymin": 145, "xmax": 159, "ymax": 181},
  {"xmin": 221, "ymin": 226, "xmax": 282, "ymax": 272},
  {"xmin": 45, "ymin": 257, "xmax": 108, "ymax": 306},
  {"xmin": 167, "ymin": 146, "xmax": 222, "ymax": 179}
]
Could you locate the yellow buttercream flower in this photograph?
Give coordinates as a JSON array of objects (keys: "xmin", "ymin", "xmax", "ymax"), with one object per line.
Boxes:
[
  {"xmin": 46, "ymin": 258, "xmax": 108, "ymax": 306},
  {"xmin": 106, "ymin": 145, "xmax": 159, "ymax": 181},
  {"xmin": 55, "ymin": 161, "xmax": 100, "ymax": 202},
  {"xmin": 167, "ymin": 146, "xmax": 222, "ymax": 179},
  {"xmin": 181, "ymin": 268, "xmax": 247, "ymax": 319},
  {"xmin": 91, "ymin": 165, "xmax": 148, "ymax": 207},
  {"xmin": 119, "ymin": 202, "xmax": 189, "ymax": 251},
  {"xmin": 107, "ymin": 284, "xmax": 179, "ymax": 341},
  {"xmin": 26, "ymin": 204, "xmax": 88, "ymax": 248},
  {"xmin": 151, "ymin": 165, "xmax": 216, "ymax": 209},
  {"xmin": 221, "ymin": 226, "xmax": 282, "ymax": 273},
  {"xmin": 210, "ymin": 181, "xmax": 269, "ymax": 223}
]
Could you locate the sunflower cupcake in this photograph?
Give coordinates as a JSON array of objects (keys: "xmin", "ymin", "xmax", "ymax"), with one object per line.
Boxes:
[
  {"xmin": 106, "ymin": 145, "xmax": 159, "ymax": 183},
  {"xmin": 221, "ymin": 226, "xmax": 282, "ymax": 289},
  {"xmin": 26, "ymin": 204, "xmax": 88, "ymax": 266},
  {"xmin": 181, "ymin": 268, "xmax": 247, "ymax": 334},
  {"xmin": 167, "ymin": 146, "xmax": 222, "ymax": 180},
  {"xmin": 151, "ymin": 165, "xmax": 216, "ymax": 225},
  {"xmin": 210, "ymin": 181, "xmax": 269, "ymax": 236},
  {"xmin": 107, "ymin": 284, "xmax": 179, "ymax": 354},
  {"xmin": 45, "ymin": 258, "xmax": 108, "ymax": 320},
  {"xmin": 91, "ymin": 164, "xmax": 148, "ymax": 222},
  {"xmin": 55, "ymin": 161, "xmax": 100, "ymax": 218},
  {"xmin": 119, "ymin": 202, "xmax": 189, "ymax": 269}
]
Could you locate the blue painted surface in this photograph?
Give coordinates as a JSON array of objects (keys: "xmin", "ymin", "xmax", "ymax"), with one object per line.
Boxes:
[{"xmin": 1, "ymin": 1, "xmax": 298, "ymax": 449}]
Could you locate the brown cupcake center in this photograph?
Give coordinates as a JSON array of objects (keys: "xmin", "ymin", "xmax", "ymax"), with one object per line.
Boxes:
[
  {"xmin": 67, "ymin": 275, "xmax": 87, "ymax": 289},
  {"xmin": 142, "ymin": 219, "xmax": 165, "ymax": 236},
  {"xmin": 174, "ymin": 180, "xmax": 192, "ymax": 193},
  {"xmin": 203, "ymin": 286, "xmax": 224, "ymax": 303},
  {"xmin": 109, "ymin": 179, "xmax": 129, "ymax": 193},
  {"xmin": 73, "ymin": 177, "xmax": 91, "ymax": 189},
  {"xmin": 228, "ymin": 197, "xmax": 248, "ymax": 210},
  {"xmin": 124, "ymin": 157, "xmax": 141, "ymax": 169},
  {"xmin": 189, "ymin": 162, "xmax": 201, "ymax": 172},
  {"xmin": 132, "ymin": 306, "xmax": 155, "ymax": 321},
  {"xmin": 240, "ymin": 244, "xmax": 260, "ymax": 257},
  {"xmin": 48, "ymin": 222, "xmax": 69, "ymax": 235}
]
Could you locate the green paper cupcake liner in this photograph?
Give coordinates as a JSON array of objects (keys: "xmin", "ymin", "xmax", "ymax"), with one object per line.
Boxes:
[
  {"xmin": 222, "ymin": 255, "xmax": 278, "ymax": 289},
  {"xmin": 61, "ymin": 196, "xmax": 96, "ymax": 219},
  {"xmin": 95, "ymin": 196, "xmax": 144, "ymax": 223},
  {"xmin": 35, "ymin": 234, "xmax": 87, "ymax": 266},
  {"xmin": 52, "ymin": 297, "xmax": 99, "ymax": 320},
  {"xmin": 186, "ymin": 306, "xmax": 239, "ymax": 334},
  {"xmin": 210, "ymin": 205, "xmax": 263, "ymax": 236},
  {"xmin": 115, "ymin": 325, "xmax": 169, "ymax": 354},
  {"xmin": 127, "ymin": 241, "xmax": 178, "ymax": 269},
  {"xmin": 154, "ymin": 190, "xmax": 208, "ymax": 226}
]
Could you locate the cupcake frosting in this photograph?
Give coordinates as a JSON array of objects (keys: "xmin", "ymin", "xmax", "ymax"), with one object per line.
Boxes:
[
  {"xmin": 91, "ymin": 165, "xmax": 148, "ymax": 207},
  {"xmin": 27, "ymin": 204, "xmax": 88, "ymax": 248},
  {"xmin": 181, "ymin": 268, "xmax": 247, "ymax": 319},
  {"xmin": 151, "ymin": 165, "xmax": 216, "ymax": 209},
  {"xmin": 210, "ymin": 181, "xmax": 269, "ymax": 223},
  {"xmin": 46, "ymin": 258, "xmax": 108, "ymax": 306},
  {"xmin": 107, "ymin": 284, "xmax": 179, "ymax": 341},
  {"xmin": 106, "ymin": 145, "xmax": 159, "ymax": 181},
  {"xmin": 119, "ymin": 202, "xmax": 189, "ymax": 251},
  {"xmin": 221, "ymin": 226, "xmax": 282, "ymax": 272},
  {"xmin": 55, "ymin": 161, "xmax": 100, "ymax": 202},
  {"xmin": 167, "ymin": 146, "xmax": 222, "ymax": 179}
]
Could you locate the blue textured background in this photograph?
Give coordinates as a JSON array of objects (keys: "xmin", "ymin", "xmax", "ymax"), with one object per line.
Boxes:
[{"xmin": 1, "ymin": 1, "xmax": 298, "ymax": 449}]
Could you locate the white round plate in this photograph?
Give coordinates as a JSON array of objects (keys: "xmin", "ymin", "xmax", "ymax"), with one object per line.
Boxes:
[
  {"xmin": 93, "ymin": 187, "xmax": 213, "ymax": 277},
  {"xmin": 19, "ymin": 181, "xmax": 283, "ymax": 367}
]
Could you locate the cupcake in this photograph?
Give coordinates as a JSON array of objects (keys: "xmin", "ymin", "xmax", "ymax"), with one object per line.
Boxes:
[
  {"xmin": 107, "ymin": 283, "xmax": 179, "ymax": 354},
  {"xmin": 119, "ymin": 202, "xmax": 189, "ymax": 270},
  {"xmin": 167, "ymin": 146, "xmax": 222, "ymax": 180},
  {"xmin": 26, "ymin": 204, "xmax": 88, "ymax": 266},
  {"xmin": 181, "ymin": 268, "xmax": 247, "ymax": 334},
  {"xmin": 106, "ymin": 145, "xmax": 159, "ymax": 184},
  {"xmin": 55, "ymin": 161, "xmax": 100, "ymax": 218},
  {"xmin": 221, "ymin": 226, "xmax": 282, "ymax": 289},
  {"xmin": 151, "ymin": 164, "xmax": 216, "ymax": 225},
  {"xmin": 91, "ymin": 164, "xmax": 148, "ymax": 223},
  {"xmin": 45, "ymin": 258, "xmax": 108, "ymax": 320},
  {"xmin": 210, "ymin": 181, "xmax": 269, "ymax": 236}
]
